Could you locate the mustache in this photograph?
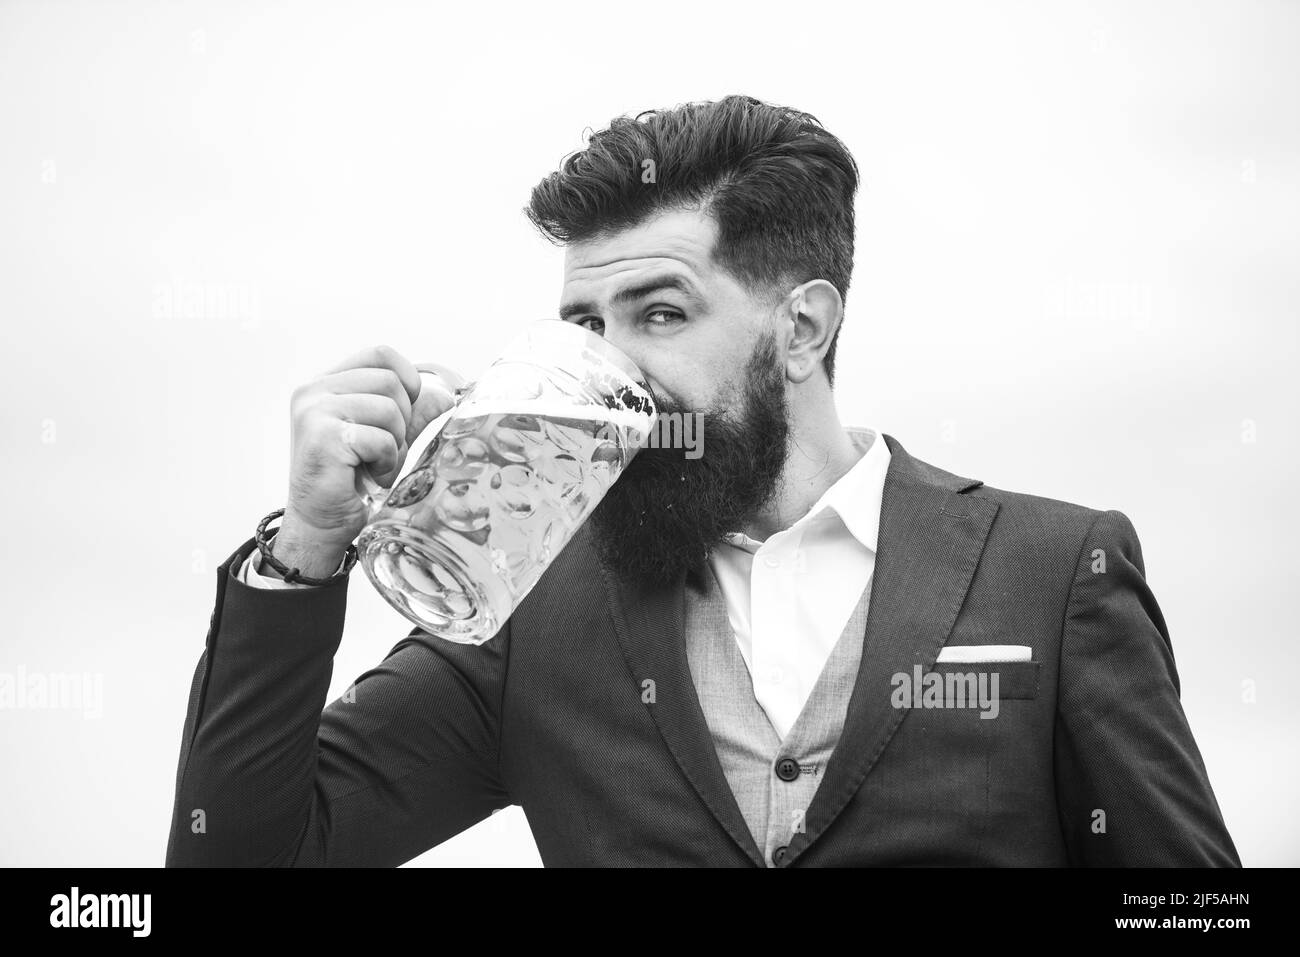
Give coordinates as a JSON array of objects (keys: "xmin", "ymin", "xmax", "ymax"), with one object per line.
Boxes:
[
  {"xmin": 647, "ymin": 391, "xmax": 692, "ymax": 419},
  {"xmin": 589, "ymin": 344, "xmax": 790, "ymax": 587}
]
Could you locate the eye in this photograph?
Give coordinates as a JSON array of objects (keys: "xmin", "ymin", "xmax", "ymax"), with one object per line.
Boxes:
[
  {"xmin": 578, "ymin": 316, "xmax": 605, "ymax": 335},
  {"xmin": 644, "ymin": 309, "xmax": 683, "ymax": 326}
]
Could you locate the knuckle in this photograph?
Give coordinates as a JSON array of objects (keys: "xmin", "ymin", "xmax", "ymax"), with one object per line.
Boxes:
[
  {"xmin": 292, "ymin": 384, "xmax": 327, "ymax": 417},
  {"xmin": 303, "ymin": 412, "xmax": 339, "ymax": 444},
  {"xmin": 289, "ymin": 403, "xmax": 312, "ymax": 433}
]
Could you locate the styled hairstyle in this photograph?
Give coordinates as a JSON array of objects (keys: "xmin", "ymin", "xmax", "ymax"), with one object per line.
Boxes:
[{"xmin": 525, "ymin": 94, "xmax": 860, "ymax": 385}]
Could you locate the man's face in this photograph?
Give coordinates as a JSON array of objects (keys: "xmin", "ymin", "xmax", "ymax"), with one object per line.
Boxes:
[
  {"xmin": 558, "ymin": 207, "xmax": 770, "ymax": 415},
  {"xmin": 559, "ymin": 208, "xmax": 793, "ymax": 586}
]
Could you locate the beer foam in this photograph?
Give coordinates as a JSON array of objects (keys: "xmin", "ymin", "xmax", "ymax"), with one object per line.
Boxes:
[{"xmin": 451, "ymin": 395, "xmax": 655, "ymax": 436}]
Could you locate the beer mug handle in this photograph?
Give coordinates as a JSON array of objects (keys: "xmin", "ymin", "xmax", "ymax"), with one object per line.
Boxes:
[{"xmin": 357, "ymin": 361, "xmax": 472, "ymax": 516}]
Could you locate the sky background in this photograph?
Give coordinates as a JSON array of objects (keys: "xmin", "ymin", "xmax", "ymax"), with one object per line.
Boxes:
[{"xmin": 1, "ymin": 0, "xmax": 1296, "ymax": 865}]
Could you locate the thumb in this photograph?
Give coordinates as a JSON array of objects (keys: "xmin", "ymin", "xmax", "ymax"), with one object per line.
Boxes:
[{"xmin": 407, "ymin": 362, "xmax": 467, "ymax": 446}]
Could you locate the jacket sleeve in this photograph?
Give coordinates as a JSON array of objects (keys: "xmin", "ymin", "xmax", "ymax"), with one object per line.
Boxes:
[
  {"xmin": 1053, "ymin": 509, "xmax": 1240, "ymax": 866},
  {"xmin": 165, "ymin": 534, "xmax": 513, "ymax": 867}
]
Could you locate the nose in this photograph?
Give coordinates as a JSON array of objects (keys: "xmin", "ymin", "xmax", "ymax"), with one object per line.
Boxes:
[
  {"xmin": 599, "ymin": 326, "xmax": 652, "ymax": 380},
  {"xmin": 575, "ymin": 316, "xmax": 673, "ymax": 405},
  {"xmin": 600, "ymin": 333, "xmax": 674, "ymax": 410}
]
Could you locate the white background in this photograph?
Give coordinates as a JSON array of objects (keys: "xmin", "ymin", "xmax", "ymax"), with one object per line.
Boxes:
[{"xmin": 1, "ymin": 0, "xmax": 1296, "ymax": 866}]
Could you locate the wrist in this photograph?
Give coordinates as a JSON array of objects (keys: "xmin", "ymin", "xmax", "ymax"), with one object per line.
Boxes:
[
  {"xmin": 255, "ymin": 508, "xmax": 358, "ymax": 585},
  {"xmin": 268, "ymin": 534, "xmax": 348, "ymax": 583},
  {"xmin": 277, "ymin": 510, "xmax": 356, "ymax": 556}
]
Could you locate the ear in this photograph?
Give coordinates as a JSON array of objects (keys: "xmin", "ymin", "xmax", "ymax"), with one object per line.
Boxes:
[{"xmin": 782, "ymin": 280, "xmax": 842, "ymax": 384}]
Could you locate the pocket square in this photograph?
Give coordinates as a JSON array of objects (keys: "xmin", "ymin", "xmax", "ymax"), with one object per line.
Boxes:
[{"xmin": 936, "ymin": 644, "xmax": 1032, "ymax": 663}]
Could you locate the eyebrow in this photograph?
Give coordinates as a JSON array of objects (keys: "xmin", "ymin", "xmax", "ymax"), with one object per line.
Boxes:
[{"xmin": 559, "ymin": 274, "xmax": 704, "ymax": 321}]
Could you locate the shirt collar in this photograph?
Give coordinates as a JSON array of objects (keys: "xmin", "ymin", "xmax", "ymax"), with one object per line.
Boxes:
[{"xmin": 721, "ymin": 426, "xmax": 891, "ymax": 554}]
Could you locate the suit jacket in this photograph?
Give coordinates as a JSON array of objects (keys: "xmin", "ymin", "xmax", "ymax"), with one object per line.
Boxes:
[{"xmin": 164, "ymin": 434, "xmax": 1241, "ymax": 866}]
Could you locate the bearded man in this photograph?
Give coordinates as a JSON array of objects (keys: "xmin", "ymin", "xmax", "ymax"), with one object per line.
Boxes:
[{"xmin": 165, "ymin": 95, "xmax": 1239, "ymax": 868}]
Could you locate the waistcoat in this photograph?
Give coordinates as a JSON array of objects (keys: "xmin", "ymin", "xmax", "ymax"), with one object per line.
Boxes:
[{"xmin": 683, "ymin": 560, "xmax": 872, "ymax": 866}]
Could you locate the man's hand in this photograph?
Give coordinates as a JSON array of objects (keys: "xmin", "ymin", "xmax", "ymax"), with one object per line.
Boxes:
[{"xmin": 271, "ymin": 345, "xmax": 460, "ymax": 579}]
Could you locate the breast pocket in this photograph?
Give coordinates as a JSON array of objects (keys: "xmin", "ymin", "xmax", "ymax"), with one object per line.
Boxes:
[{"xmin": 925, "ymin": 660, "xmax": 1041, "ymax": 703}]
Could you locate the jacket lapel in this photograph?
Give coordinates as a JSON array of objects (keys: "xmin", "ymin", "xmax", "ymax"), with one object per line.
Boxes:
[
  {"xmin": 599, "ymin": 554, "xmax": 768, "ymax": 866},
  {"xmin": 783, "ymin": 434, "xmax": 999, "ymax": 865}
]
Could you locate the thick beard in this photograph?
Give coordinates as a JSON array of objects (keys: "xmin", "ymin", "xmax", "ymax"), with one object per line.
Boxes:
[{"xmin": 588, "ymin": 331, "xmax": 790, "ymax": 589}]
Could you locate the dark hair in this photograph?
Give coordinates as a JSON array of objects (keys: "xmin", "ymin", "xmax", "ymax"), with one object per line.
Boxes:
[{"xmin": 525, "ymin": 95, "xmax": 859, "ymax": 385}]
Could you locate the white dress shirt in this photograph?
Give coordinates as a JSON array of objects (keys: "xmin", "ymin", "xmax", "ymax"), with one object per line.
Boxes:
[
  {"xmin": 240, "ymin": 426, "xmax": 892, "ymax": 742},
  {"xmin": 706, "ymin": 426, "xmax": 889, "ymax": 739}
]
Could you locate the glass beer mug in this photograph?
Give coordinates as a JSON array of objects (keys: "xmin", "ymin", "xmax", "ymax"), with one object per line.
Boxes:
[{"xmin": 355, "ymin": 320, "xmax": 657, "ymax": 645}]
